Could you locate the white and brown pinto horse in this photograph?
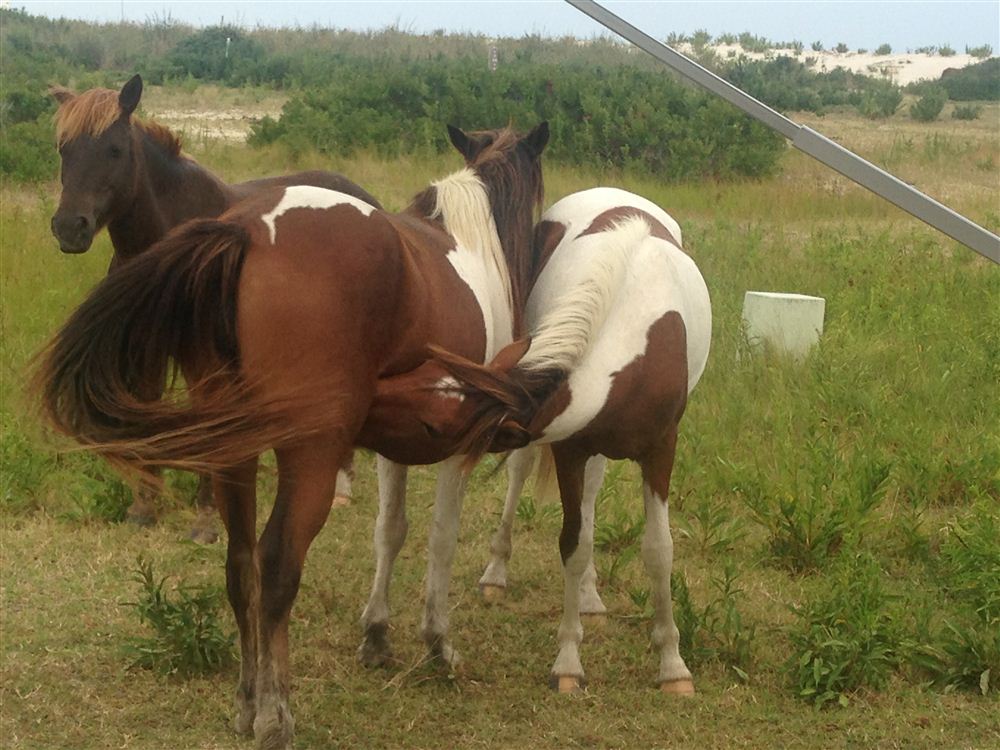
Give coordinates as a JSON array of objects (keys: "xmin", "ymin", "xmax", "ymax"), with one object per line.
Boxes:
[
  {"xmin": 35, "ymin": 122, "xmax": 548, "ymax": 750},
  {"xmin": 378, "ymin": 186, "xmax": 711, "ymax": 693},
  {"xmin": 49, "ymin": 74, "xmax": 380, "ymax": 536}
]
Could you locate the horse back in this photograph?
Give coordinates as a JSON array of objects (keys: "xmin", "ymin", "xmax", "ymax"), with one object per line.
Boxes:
[{"xmin": 230, "ymin": 170, "xmax": 382, "ymax": 211}]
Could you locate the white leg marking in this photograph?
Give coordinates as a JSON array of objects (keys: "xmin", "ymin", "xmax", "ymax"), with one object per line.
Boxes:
[
  {"xmin": 579, "ymin": 455, "xmax": 608, "ymax": 615},
  {"xmin": 642, "ymin": 483, "xmax": 692, "ymax": 686},
  {"xmin": 358, "ymin": 457, "xmax": 408, "ymax": 665},
  {"xmin": 479, "ymin": 446, "xmax": 538, "ymax": 590},
  {"xmin": 421, "ymin": 456, "xmax": 469, "ymax": 666}
]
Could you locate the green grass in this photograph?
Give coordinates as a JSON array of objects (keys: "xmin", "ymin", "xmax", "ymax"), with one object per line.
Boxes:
[{"xmin": 2, "ymin": 108, "xmax": 999, "ymax": 749}]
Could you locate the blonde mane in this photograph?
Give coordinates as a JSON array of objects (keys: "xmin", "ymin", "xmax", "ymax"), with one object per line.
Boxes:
[
  {"xmin": 429, "ymin": 168, "xmax": 513, "ymax": 313},
  {"xmin": 52, "ymin": 86, "xmax": 183, "ymax": 157}
]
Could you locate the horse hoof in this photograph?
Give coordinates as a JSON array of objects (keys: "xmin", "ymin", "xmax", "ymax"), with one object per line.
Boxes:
[
  {"xmin": 552, "ymin": 675, "xmax": 584, "ymax": 694},
  {"xmin": 126, "ymin": 509, "xmax": 157, "ymax": 527},
  {"xmin": 357, "ymin": 624, "xmax": 392, "ymax": 668},
  {"xmin": 234, "ymin": 705, "xmax": 255, "ymax": 737},
  {"xmin": 480, "ymin": 584, "xmax": 506, "ymax": 603},
  {"xmin": 332, "ymin": 495, "xmax": 351, "ymax": 508},
  {"xmin": 660, "ymin": 679, "xmax": 695, "ymax": 696},
  {"xmin": 253, "ymin": 698, "xmax": 294, "ymax": 750},
  {"xmin": 580, "ymin": 612, "xmax": 608, "ymax": 629},
  {"xmin": 189, "ymin": 526, "xmax": 219, "ymax": 545}
]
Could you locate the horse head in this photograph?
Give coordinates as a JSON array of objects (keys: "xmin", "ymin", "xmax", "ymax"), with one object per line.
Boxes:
[
  {"xmin": 361, "ymin": 338, "xmax": 535, "ymax": 465},
  {"xmin": 50, "ymin": 74, "xmax": 144, "ymax": 254}
]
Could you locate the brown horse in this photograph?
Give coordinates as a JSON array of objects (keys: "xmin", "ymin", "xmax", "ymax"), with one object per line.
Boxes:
[
  {"xmin": 34, "ymin": 121, "xmax": 547, "ymax": 749},
  {"xmin": 49, "ymin": 74, "xmax": 379, "ymax": 537}
]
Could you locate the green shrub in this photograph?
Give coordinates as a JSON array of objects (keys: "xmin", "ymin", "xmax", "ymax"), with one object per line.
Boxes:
[
  {"xmin": 857, "ymin": 80, "xmax": 903, "ymax": 118},
  {"xmin": 952, "ymin": 104, "xmax": 982, "ymax": 120},
  {"xmin": 910, "ymin": 86, "xmax": 947, "ymax": 122},
  {"xmin": 966, "ymin": 44, "xmax": 993, "ymax": 59},
  {"xmin": 939, "ymin": 45, "xmax": 956, "ymax": 57},
  {"xmin": 788, "ymin": 555, "xmax": 904, "ymax": 706},
  {"xmin": 835, "ymin": 43, "xmax": 849, "ymax": 54},
  {"xmin": 0, "ymin": 118, "xmax": 58, "ymax": 183},
  {"xmin": 940, "ymin": 58, "xmax": 1000, "ymax": 101},
  {"xmin": 125, "ymin": 557, "xmax": 234, "ymax": 676},
  {"xmin": 875, "ymin": 44, "xmax": 892, "ymax": 56}
]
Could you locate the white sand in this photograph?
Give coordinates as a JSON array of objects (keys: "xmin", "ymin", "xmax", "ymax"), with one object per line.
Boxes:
[{"xmin": 680, "ymin": 43, "xmax": 991, "ymax": 86}]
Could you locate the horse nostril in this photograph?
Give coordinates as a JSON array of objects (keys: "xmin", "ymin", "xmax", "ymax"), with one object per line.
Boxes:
[{"xmin": 75, "ymin": 215, "xmax": 89, "ymax": 230}]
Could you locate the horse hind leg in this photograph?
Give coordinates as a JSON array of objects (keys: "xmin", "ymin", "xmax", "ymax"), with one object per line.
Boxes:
[
  {"xmin": 421, "ymin": 455, "xmax": 469, "ymax": 669},
  {"xmin": 189, "ymin": 472, "xmax": 220, "ymax": 544},
  {"xmin": 254, "ymin": 434, "xmax": 347, "ymax": 750},
  {"xmin": 641, "ymin": 428, "xmax": 694, "ymax": 695},
  {"xmin": 213, "ymin": 458, "xmax": 260, "ymax": 735},
  {"xmin": 332, "ymin": 451, "xmax": 356, "ymax": 508},
  {"xmin": 478, "ymin": 446, "xmax": 538, "ymax": 601},
  {"xmin": 358, "ymin": 456, "xmax": 409, "ymax": 667},
  {"xmin": 579, "ymin": 454, "xmax": 609, "ymax": 624},
  {"xmin": 549, "ymin": 445, "xmax": 592, "ymax": 693}
]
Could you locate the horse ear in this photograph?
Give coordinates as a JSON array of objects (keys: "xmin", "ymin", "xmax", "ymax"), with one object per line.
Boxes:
[
  {"xmin": 489, "ymin": 337, "xmax": 531, "ymax": 372},
  {"xmin": 119, "ymin": 74, "xmax": 143, "ymax": 117},
  {"xmin": 49, "ymin": 86, "xmax": 76, "ymax": 105},
  {"xmin": 447, "ymin": 124, "xmax": 475, "ymax": 161},
  {"xmin": 523, "ymin": 121, "xmax": 549, "ymax": 157}
]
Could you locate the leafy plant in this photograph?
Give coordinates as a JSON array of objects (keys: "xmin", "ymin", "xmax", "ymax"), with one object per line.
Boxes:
[
  {"xmin": 910, "ymin": 86, "xmax": 947, "ymax": 122},
  {"xmin": 857, "ymin": 80, "xmax": 903, "ymax": 118},
  {"xmin": 951, "ymin": 104, "xmax": 982, "ymax": 120},
  {"xmin": 966, "ymin": 44, "xmax": 992, "ymax": 59},
  {"xmin": 835, "ymin": 43, "xmax": 849, "ymax": 54},
  {"xmin": 939, "ymin": 45, "xmax": 956, "ymax": 57},
  {"xmin": 875, "ymin": 44, "xmax": 892, "ymax": 56},
  {"xmin": 125, "ymin": 557, "xmax": 234, "ymax": 676},
  {"xmin": 673, "ymin": 561, "xmax": 755, "ymax": 679},
  {"xmin": 675, "ymin": 496, "xmax": 747, "ymax": 554},
  {"xmin": 787, "ymin": 555, "xmax": 903, "ymax": 707}
]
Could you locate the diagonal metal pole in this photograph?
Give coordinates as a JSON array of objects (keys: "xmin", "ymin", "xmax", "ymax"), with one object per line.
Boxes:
[{"xmin": 565, "ymin": 0, "xmax": 1000, "ymax": 264}]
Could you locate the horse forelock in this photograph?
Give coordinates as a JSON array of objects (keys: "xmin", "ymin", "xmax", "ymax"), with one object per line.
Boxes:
[{"xmin": 54, "ymin": 87, "xmax": 183, "ymax": 157}]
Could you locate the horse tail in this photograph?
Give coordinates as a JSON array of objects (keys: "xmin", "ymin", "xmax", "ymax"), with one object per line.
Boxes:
[
  {"xmin": 434, "ymin": 216, "xmax": 653, "ymax": 460},
  {"xmin": 33, "ymin": 218, "xmax": 322, "ymax": 482}
]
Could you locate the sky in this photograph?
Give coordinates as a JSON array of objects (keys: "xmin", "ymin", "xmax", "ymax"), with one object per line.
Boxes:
[{"xmin": 13, "ymin": 1, "xmax": 1000, "ymax": 52}]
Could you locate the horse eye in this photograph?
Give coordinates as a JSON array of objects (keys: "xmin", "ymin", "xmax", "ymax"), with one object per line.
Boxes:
[{"xmin": 109, "ymin": 145, "xmax": 123, "ymax": 159}]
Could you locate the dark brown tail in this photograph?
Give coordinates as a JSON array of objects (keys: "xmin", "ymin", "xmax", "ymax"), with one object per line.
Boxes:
[
  {"xmin": 32, "ymin": 219, "xmax": 332, "ymax": 482},
  {"xmin": 428, "ymin": 345, "xmax": 564, "ymax": 462}
]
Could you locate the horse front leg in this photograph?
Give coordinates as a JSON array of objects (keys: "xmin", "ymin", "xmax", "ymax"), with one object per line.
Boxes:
[
  {"xmin": 641, "ymin": 428, "xmax": 694, "ymax": 695},
  {"xmin": 213, "ymin": 458, "xmax": 260, "ymax": 735},
  {"xmin": 478, "ymin": 446, "xmax": 537, "ymax": 601},
  {"xmin": 421, "ymin": 455, "xmax": 469, "ymax": 668},
  {"xmin": 254, "ymin": 436, "xmax": 345, "ymax": 750},
  {"xmin": 358, "ymin": 456, "xmax": 409, "ymax": 667}
]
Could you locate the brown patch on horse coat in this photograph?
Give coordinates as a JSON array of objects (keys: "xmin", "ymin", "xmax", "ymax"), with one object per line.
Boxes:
[
  {"xmin": 546, "ymin": 311, "xmax": 688, "ymax": 471},
  {"xmin": 578, "ymin": 207, "xmax": 681, "ymax": 249}
]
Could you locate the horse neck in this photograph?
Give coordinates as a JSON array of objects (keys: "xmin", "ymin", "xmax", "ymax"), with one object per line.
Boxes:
[{"xmin": 108, "ymin": 131, "xmax": 231, "ymax": 262}]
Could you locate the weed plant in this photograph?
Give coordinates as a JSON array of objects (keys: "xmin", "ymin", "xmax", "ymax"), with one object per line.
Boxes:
[{"xmin": 124, "ymin": 557, "xmax": 233, "ymax": 676}]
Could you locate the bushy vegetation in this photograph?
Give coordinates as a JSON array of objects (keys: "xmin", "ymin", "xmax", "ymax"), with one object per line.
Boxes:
[
  {"xmin": 248, "ymin": 58, "xmax": 784, "ymax": 179},
  {"xmin": 952, "ymin": 104, "xmax": 983, "ymax": 120},
  {"xmin": 910, "ymin": 86, "xmax": 948, "ymax": 121},
  {"xmin": 723, "ymin": 55, "xmax": 904, "ymax": 115},
  {"xmin": 940, "ymin": 58, "xmax": 1000, "ymax": 101}
]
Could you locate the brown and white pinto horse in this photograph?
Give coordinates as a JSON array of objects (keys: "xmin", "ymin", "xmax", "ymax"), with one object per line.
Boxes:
[
  {"xmin": 49, "ymin": 74, "xmax": 379, "ymax": 536},
  {"xmin": 34, "ymin": 122, "xmax": 547, "ymax": 749},
  {"xmin": 371, "ymin": 187, "xmax": 711, "ymax": 693}
]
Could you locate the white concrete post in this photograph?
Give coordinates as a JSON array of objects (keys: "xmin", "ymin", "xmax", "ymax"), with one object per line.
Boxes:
[{"xmin": 741, "ymin": 291, "xmax": 826, "ymax": 361}]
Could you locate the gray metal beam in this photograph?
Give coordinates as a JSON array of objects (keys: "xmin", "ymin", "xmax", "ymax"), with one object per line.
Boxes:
[{"xmin": 565, "ymin": 0, "xmax": 1000, "ymax": 264}]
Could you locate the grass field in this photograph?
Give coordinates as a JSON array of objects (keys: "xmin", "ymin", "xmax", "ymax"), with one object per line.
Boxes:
[{"xmin": 2, "ymin": 100, "xmax": 999, "ymax": 749}]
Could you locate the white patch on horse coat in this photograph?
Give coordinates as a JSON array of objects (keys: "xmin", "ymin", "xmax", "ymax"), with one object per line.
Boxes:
[
  {"xmin": 524, "ymin": 189, "xmax": 711, "ymax": 443},
  {"xmin": 434, "ymin": 376, "xmax": 466, "ymax": 401},
  {"xmin": 260, "ymin": 185, "xmax": 376, "ymax": 244},
  {"xmin": 430, "ymin": 169, "xmax": 514, "ymax": 360}
]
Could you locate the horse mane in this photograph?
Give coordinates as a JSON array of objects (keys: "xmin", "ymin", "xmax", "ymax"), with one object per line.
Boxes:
[
  {"xmin": 429, "ymin": 167, "xmax": 514, "ymax": 314},
  {"xmin": 52, "ymin": 86, "xmax": 183, "ymax": 157},
  {"xmin": 472, "ymin": 127, "xmax": 545, "ymax": 336}
]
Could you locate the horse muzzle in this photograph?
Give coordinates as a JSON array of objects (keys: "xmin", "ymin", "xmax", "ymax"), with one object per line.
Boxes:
[{"xmin": 51, "ymin": 212, "xmax": 95, "ymax": 254}]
